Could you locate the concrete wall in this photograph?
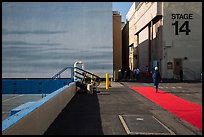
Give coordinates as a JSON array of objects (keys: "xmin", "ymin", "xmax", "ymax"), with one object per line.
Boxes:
[
  {"xmin": 135, "ymin": 2, "xmax": 162, "ymax": 34},
  {"xmin": 2, "ymin": 79, "xmax": 73, "ymax": 94},
  {"xmin": 138, "ymin": 27, "xmax": 149, "ymax": 72},
  {"xmin": 162, "ymin": 2, "xmax": 202, "ymax": 80},
  {"xmin": 122, "ymin": 22, "xmax": 129, "ymax": 71},
  {"xmin": 124, "ymin": 2, "xmax": 202, "ymax": 80},
  {"xmin": 2, "ymin": 82, "xmax": 77, "ymax": 135},
  {"xmin": 128, "ymin": 6, "xmax": 137, "ymax": 71},
  {"xmin": 150, "ymin": 16, "xmax": 163, "ymax": 73},
  {"xmin": 126, "ymin": 2, "xmax": 136, "ymax": 21},
  {"xmin": 129, "ymin": 2, "xmax": 163, "ymax": 72}
]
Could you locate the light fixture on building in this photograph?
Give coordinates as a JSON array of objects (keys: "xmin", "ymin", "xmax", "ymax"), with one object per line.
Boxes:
[{"xmin": 184, "ymin": 57, "xmax": 188, "ymax": 60}]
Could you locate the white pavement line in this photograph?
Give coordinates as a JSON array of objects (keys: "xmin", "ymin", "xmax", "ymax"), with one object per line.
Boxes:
[
  {"xmin": 130, "ymin": 132, "xmax": 173, "ymax": 135},
  {"xmin": 2, "ymin": 94, "xmax": 24, "ymax": 103},
  {"xmin": 119, "ymin": 115, "xmax": 175, "ymax": 135},
  {"xmin": 118, "ymin": 115, "xmax": 131, "ymax": 135},
  {"xmin": 152, "ymin": 116, "xmax": 176, "ymax": 135}
]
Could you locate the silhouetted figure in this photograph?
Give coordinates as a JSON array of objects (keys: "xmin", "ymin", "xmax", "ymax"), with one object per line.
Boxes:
[
  {"xmin": 121, "ymin": 68, "xmax": 125, "ymax": 79},
  {"xmin": 127, "ymin": 67, "xmax": 130, "ymax": 79},
  {"xmin": 180, "ymin": 69, "xmax": 183, "ymax": 82},
  {"xmin": 135, "ymin": 68, "xmax": 140, "ymax": 80},
  {"xmin": 133, "ymin": 68, "xmax": 136, "ymax": 79},
  {"xmin": 145, "ymin": 65, "xmax": 149, "ymax": 77},
  {"xmin": 152, "ymin": 66, "xmax": 162, "ymax": 93}
]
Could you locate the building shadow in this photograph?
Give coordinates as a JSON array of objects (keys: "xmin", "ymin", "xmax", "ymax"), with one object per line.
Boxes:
[{"xmin": 44, "ymin": 89, "xmax": 103, "ymax": 135}]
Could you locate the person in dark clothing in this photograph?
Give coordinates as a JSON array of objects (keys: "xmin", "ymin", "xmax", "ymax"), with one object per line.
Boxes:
[
  {"xmin": 179, "ymin": 69, "xmax": 183, "ymax": 82},
  {"xmin": 127, "ymin": 67, "xmax": 130, "ymax": 79},
  {"xmin": 135, "ymin": 68, "xmax": 140, "ymax": 80},
  {"xmin": 145, "ymin": 65, "xmax": 149, "ymax": 77},
  {"xmin": 152, "ymin": 66, "xmax": 162, "ymax": 93}
]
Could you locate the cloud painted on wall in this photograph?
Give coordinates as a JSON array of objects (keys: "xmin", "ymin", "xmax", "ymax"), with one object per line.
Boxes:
[
  {"xmin": 2, "ymin": 41, "xmax": 62, "ymax": 46},
  {"xmin": 2, "ymin": 28, "xmax": 68, "ymax": 35}
]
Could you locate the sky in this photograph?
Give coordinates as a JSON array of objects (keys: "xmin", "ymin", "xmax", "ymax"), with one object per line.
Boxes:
[{"xmin": 112, "ymin": 2, "xmax": 133, "ymax": 23}]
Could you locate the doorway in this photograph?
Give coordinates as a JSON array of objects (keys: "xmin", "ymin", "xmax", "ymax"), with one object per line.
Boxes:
[{"xmin": 173, "ymin": 58, "xmax": 182, "ymax": 77}]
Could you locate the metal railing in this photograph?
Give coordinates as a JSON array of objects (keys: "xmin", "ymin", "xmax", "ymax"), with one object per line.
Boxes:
[
  {"xmin": 74, "ymin": 67, "xmax": 100, "ymax": 87},
  {"xmin": 52, "ymin": 66, "xmax": 74, "ymax": 80},
  {"xmin": 51, "ymin": 66, "xmax": 100, "ymax": 87}
]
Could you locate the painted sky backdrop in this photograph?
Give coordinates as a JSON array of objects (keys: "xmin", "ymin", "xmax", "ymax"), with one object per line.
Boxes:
[{"xmin": 2, "ymin": 2, "xmax": 113, "ymax": 78}]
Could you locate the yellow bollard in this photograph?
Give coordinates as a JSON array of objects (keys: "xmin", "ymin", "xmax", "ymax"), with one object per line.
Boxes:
[
  {"xmin": 91, "ymin": 73, "xmax": 94, "ymax": 84},
  {"xmin": 106, "ymin": 73, "xmax": 109, "ymax": 90}
]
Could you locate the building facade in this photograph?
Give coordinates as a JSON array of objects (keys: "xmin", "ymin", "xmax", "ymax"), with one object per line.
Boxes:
[
  {"xmin": 123, "ymin": 2, "xmax": 202, "ymax": 80},
  {"xmin": 113, "ymin": 11, "xmax": 122, "ymax": 80},
  {"xmin": 122, "ymin": 20, "xmax": 129, "ymax": 76}
]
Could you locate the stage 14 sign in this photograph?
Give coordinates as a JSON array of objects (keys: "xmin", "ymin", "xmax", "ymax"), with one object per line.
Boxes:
[{"xmin": 171, "ymin": 14, "xmax": 193, "ymax": 35}]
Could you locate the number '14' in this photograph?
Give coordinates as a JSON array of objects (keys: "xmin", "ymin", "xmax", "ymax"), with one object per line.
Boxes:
[{"xmin": 172, "ymin": 21, "xmax": 191, "ymax": 35}]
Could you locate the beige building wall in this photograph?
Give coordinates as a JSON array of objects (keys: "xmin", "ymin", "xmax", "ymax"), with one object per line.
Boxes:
[
  {"xmin": 126, "ymin": 2, "xmax": 136, "ymax": 21},
  {"xmin": 138, "ymin": 26, "xmax": 149, "ymax": 72},
  {"xmin": 162, "ymin": 2, "xmax": 202, "ymax": 80},
  {"xmin": 127, "ymin": 3, "xmax": 141, "ymax": 71},
  {"xmin": 124, "ymin": 2, "xmax": 202, "ymax": 80},
  {"xmin": 128, "ymin": 10, "xmax": 137, "ymax": 71},
  {"xmin": 113, "ymin": 11, "xmax": 122, "ymax": 80},
  {"xmin": 134, "ymin": 2, "xmax": 163, "ymax": 73},
  {"xmin": 135, "ymin": 2, "xmax": 163, "ymax": 33}
]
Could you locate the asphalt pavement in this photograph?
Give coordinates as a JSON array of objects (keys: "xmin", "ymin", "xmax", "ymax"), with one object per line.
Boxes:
[{"xmin": 44, "ymin": 76, "xmax": 202, "ymax": 135}]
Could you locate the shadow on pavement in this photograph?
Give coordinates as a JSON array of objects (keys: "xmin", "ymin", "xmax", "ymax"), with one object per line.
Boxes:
[{"xmin": 44, "ymin": 89, "xmax": 103, "ymax": 135}]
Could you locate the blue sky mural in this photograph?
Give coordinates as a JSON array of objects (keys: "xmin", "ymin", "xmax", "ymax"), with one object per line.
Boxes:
[{"xmin": 2, "ymin": 2, "xmax": 113, "ymax": 78}]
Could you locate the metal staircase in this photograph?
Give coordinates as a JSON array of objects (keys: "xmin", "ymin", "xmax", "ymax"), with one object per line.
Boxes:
[
  {"xmin": 74, "ymin": 67, "xmax": 100, "ymax": 92},
  {"xmin": 51, "ymin": 65, "xmax": 100, "ymax": 92}
]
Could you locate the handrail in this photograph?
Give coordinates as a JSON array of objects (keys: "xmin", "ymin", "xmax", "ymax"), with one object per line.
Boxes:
[
  {"xmin": 75, "ymin": 75, "xmax": 83, "ymax": 80},
  {"xmin": 51, "ymin": 66, "xmax": 100, "ymax": 87},
  {"xmin": 75, "ymin": 71, "xmax": 90, "ymax": 79},
  {"xmin": 74, "ymin": 67, "xmax": 100, "ymax": 86},
  {"xmin": 74, "ymin": 67, "xmax": 100, "ymax": 79},
  {"xmin": 52, "ymin": 66, "xmax": 74, "ymax": 79}
]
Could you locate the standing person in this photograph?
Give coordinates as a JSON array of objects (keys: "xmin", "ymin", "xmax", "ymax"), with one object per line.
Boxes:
[
  {"xmin": 127, "ymin": 67, "xmax": 130, "ymax": 80},
  {"xmin": 135, "ymin": 68, "xmax": 140, "ymax": 80},
  {"xmin": 152, "ymin": 66, "xmax": 162, "ymax": 93},
  {"xmin": 145, "ymin": 65, "xmax": 149, "ymax": 77},
  {"xmin": 179, "ymin": 68, "xmax": 183, "ymax": 82},
  {"xmin": 133, "ymin": 68, "xmax": 137, "ymax": 80}
]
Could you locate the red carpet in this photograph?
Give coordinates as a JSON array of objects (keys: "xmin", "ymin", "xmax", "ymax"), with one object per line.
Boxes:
[{"xmin": 130, "ymin": 86, "xmax": 202, "ymax": 131}]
